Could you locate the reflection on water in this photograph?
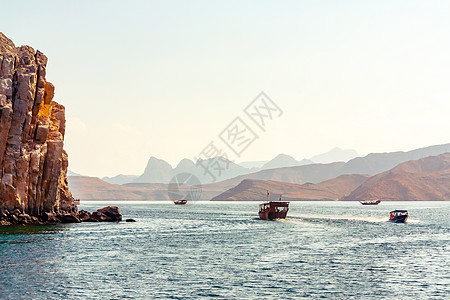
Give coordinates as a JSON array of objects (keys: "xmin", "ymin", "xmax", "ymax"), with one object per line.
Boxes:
[
  {"xmin": 0, "ymin": 224, "xmax": 65, "ymax": 235},
  {"xmin": 0, "ymin": 224, "xmax": 65, "ymax": 245},
  {"xmin": 0, "ymin": 201, "xmax": 449, "ymax": 299}
]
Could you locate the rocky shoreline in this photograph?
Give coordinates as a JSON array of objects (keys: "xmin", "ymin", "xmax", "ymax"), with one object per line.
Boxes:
[{"xmin": 0, "ymin": 205, "xmax": 122, "ymax": 226}]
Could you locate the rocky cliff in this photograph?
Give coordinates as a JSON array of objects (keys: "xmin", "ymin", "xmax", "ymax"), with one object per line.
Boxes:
[{"xmin": 0, "ymin": 32, "xmax": 75, "ymax": 222}]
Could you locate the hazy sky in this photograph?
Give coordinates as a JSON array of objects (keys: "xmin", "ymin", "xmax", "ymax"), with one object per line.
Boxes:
[{"xmin": 2, "ymin": 0, "xmax": 450, "ymax": 177}]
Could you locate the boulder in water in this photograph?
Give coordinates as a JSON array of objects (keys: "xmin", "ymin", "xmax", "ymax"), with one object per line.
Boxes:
[{"xmin": 96, "ymin": 206, "xmax": 122, "ymax": 222}]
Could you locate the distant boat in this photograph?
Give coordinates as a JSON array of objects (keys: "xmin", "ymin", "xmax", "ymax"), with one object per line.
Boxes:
[
  {"xmin": 360, "ymin": 198, "xmax": 381, "ymax": 205},
  {"xmin": 259, "ymin": 192, "xmax": 289, "ymax": 220},
  {"xmin": 74, "ymin": 198, "xmax": 80, "ymax": 205},
  {"xmin": 173, "ymin": 200, "xmax": 187, "ymax": 205},
  {"xmin": 389, "ymin": 210, "xmax": 409, "ymax": 223}
]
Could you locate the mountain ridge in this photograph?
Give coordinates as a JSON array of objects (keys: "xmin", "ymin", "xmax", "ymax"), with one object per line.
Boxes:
[
  {"xmin": 341, "ymin": 153, "xmax": 450, "ymax": 201},
  {"xmin": 70, "ymin": 143, "xmax": 450, "ymax": 201},
  {"xmin": 211, "ymin": 174, "xmax": 369, "ymax": 201},
  {"xmin": 101, "ymin": 147, "xmax": 360, "ymax": 184},
  {"xmin": 310, "ymin": 147, "xmax": 359, "ymax": 163}
]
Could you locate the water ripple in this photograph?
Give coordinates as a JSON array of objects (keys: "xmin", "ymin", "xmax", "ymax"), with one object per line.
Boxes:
[{"xmin": 0, "ymin": 201, "xmax": 449, "ymax": 299}]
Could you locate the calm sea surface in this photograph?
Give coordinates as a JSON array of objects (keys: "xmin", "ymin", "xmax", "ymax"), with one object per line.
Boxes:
[{"xmin": 1, "ymin": 201, "xmax": 449, "ymax": 299}]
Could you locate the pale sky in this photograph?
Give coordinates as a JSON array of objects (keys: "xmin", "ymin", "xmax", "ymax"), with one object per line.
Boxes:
[{"xmin": 2, "ymin": 0, "xmax": 450, "ymax": 177}]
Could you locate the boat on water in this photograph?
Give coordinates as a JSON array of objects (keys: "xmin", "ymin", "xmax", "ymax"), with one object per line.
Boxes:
[
  {"xmin": 360, "ymin": 198, "xmax": 381, "ymax": 205},
  {"xmin": 74, "ymin": 198, "xmax": 80, "ymax": 205},
  {"xmin": 173, "ymin": 199, "xmax": 187, "ymax": 205},
  {"xmin": 258, "ymin": 201, "xmax": 290, "ymax": 220},
  {"xmin": 389, "ymin": 210, "xmax": 409, "ymax": 223},
  {"xmin": 259, "ymin": 193, "xmax": 289, "ymax": 220}
]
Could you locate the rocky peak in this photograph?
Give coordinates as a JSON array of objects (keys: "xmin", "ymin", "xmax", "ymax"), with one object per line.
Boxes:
[
  {"xmin": 261, "ymin": 154, "xmax": 300, "ymax": 170},
  {"xmin": 135, "ymin": 156, "xmax": 173, "ymax": 183}
]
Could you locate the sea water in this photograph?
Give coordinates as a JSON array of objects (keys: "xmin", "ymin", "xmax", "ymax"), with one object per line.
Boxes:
[{"xmin": 1, "ymin": 201, "xmax": 449, "ymax": 299}]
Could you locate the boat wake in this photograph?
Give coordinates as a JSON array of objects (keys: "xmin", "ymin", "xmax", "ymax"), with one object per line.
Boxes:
[{"xmin": 287, "ymin": 215, "xmax": 419, "ymax": 223}]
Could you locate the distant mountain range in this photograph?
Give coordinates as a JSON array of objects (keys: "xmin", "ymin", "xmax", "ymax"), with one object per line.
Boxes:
[
  {"xmin": 336, "ymin": 143, "xmax": 450, "ymax": 176},
  {"xmin": 211, "ymin": 175, "xmax": 369, "ymax": 201},
  {"xmin": 341, "ymin": 153, "xmax": 450, "ymax": 201},
  {"xmin": 237, "ymin": 160, "xmax": 267, "ymax": 169},
  {"xmin": 68, "ymin": 143, "xmax": 450, "ymax": 201},
  {"xmin": 97, "ymin": 147, "xmax": 359, "ymax": 185},
  {"xmin": 132, "ymin": 156, "xmax": 249, "ymax": 184},
  {"xmin": 101, "ymin": 174, "xmax": 139, "ymax": 185},
  {"xmin": 68, "ymin": 177, "xmax": 171, "ymax": 200},
  {"xmin": 259, "ymin": 154, "xmax": 313, "ymax": 170},
  {"xmin": 209, "ymin": 143, "xmax": 450, "ymax": 188},
  {"xmin": 68, "ymin": 176, "xmax": 225, "ymax": 201},
  {"xmin": 212, "ymin": 152, "xmax": 450, "ymax": 201},
  {"xmin": 67, "ymin": 170, "xmax": 83, "ymax": 177},
  {"xmin": 310, "ymin": 147, "xmax": 359, "ymax": 164}
]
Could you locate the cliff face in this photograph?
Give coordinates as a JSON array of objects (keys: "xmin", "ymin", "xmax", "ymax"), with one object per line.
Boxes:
[{"xmin": 0, "ymin": 32, "xmax": 75, "ymax": 218}]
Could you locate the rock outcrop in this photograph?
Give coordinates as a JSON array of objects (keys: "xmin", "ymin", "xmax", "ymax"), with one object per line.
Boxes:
[
  {"xmin": 75, "ymin": 206, "xmax": 122, "ymax": 222},
  {"xmin": 0, "ymin": 32, "xmax": 75, "ymax": 224}
]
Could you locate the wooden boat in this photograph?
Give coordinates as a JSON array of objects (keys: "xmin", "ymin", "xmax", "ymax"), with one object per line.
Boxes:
[
  {"xmin": 74, "ymin": 198, "xmax": 80, "ymax": 205},
  {"xmin": 389, "ymin": 210, "xmax": 408, "ymax": 223},
  {"xmin": 258, "ymin": 201, "xmax": 289, "ymax": 220},
  {"xmin": 173, "ymin": 199, "xmax": 187, "ymax": 205},
  {"xmin": 360, "ymin": 198, "xmax": 381, "ymax": 205}
]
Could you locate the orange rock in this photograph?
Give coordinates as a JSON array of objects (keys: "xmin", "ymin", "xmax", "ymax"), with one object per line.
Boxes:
[{"xmin": 43, "ymin": 82, "xmax": 55, "ymax": 105}]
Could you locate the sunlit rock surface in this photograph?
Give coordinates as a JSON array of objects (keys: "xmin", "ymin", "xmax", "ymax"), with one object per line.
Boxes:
[{"xmin": 0, "ymin": 32, "xmax": 75, "ymax": 223}]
